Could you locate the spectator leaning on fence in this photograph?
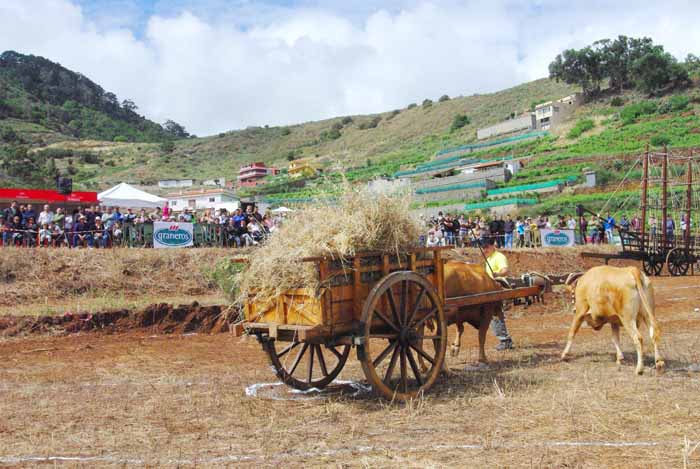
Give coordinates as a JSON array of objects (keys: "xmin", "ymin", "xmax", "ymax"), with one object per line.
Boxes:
[
  {"xmin": 604, "ymin": 213, "xmax": 615, "ymax": 243},
  {"xmin": 72, "ymin": 215, "xmax": 94, "ymax": 248},
  {"xmin": 38, "ymin": 205, "xmax": 53, "ymax": 225}
]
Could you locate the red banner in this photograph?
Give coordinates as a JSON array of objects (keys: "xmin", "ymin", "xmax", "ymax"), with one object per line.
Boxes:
[{"xmin": 0, "ymin": 188, "xmax": 98, "ymax": 203}]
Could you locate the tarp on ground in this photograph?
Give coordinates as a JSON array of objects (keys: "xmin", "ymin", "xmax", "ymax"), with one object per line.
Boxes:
[{"xmin": 98, "ymin": 183, "xmax": 166, "ymax": 209}]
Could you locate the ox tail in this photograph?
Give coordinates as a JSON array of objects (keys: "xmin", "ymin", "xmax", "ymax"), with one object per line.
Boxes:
[{"xmin": 631, "ymin": 267, "xmax": 655, "ymax": 325}]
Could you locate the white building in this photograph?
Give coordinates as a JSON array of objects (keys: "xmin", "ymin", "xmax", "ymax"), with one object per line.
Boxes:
[
  {"xmin": 158, "ymin": 179, "xmax": 194, "ymax": 189},
  {"xmin": 165, "ymin": 188, "xmax": 239, "ymax": 212}
]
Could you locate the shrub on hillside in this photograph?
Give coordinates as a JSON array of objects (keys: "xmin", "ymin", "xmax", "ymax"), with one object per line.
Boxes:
[
  {"xmin": 650, "ymin": 134, "xmax": 671, "ymax": 147},
  {"xmin": 567, "ymin": 119, "xmax": 595, "ymax": 139},
  {"xmin": 669, "ymin": 95, "xmax": 690, "ymax": 111},
  {"xmin": 422, "ymin": 99, "xmax": 433, "ymax": 108},
  {"xmin": 620, "ymin": 101, "xmax": 658, "ymax": 125},
  {"xmin": 331, "ymin": 122, "xmax": 343, "ymax": 131},
  {"xmin": 358, "ymin": 116, "xmax": 381, "ymax": 130},
  {"xmin": 34, "ymin": 148, "xmax": 73, "ymax": 159},
  {"xmin": 160, "ymin": 140, "xmax": 175, "ymax": 153},
  {"xmin": 79, "ymin": 152, "xmax": 100, "ymax": 164},
  {"xmin": 387, "ymin": 109, "xmax": 400, "ymax": 120},
  {"xmin": 450, "ymin": 114, "xmax": 471, "ymax": 132},
  {"xmin": 439, "ymin": 94, "xmax": 450, "ymax": 102},
  {"xmin": 407, "ymin": 103, "xmax": 417, "ymax": 109},
  {"xmin": 0, "ymin": 127, "xmax": 19, "ymax": 143},
  {"xmin": 280, "ymin": 128, "xmax": 291, "ymax": 136},
  {"xmin": 610, "ymin": 96, "xmax": 625, "ymax": 107},
  {"xmin": 320, "ymin": 128, "xmax": 341, "ymax": 140},
  {"xmin": 113, "ymin": 135, "xmax": 128, "ymax": 142},
  {"xmin": 341, "ymin": 116, "xmax": 353, "ymax": 125}
]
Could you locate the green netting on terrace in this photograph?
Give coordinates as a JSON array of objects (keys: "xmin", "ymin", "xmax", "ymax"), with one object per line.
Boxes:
[
  {"xmin": 464, "ymin": 198, "xmax": 537, "ymax": 211},
  {"xmin": 486, "ymin": 179, "xmax": 565, "ymax": 196},
  {"xmin": 394, "ymin": 158, "xmax": 479, "ymax": 178},
  {"xmin": 416, "ymin": 157, "xmax": 478, "ymax": 170},
  {"xmin": 415, "ymin": 181, "xmax": 487, "ymax": 195},
  {"xmin": 436, "ymin": 130, "xmax": 550, "ymax": 157}
]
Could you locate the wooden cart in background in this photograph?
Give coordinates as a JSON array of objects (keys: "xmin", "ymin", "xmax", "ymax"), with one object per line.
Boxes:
[{"xmin": 233, "ymin": 247, "xmax": 543, "ymax": 401}]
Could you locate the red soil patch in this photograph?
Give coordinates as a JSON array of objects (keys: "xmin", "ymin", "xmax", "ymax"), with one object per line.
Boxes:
[{"xmin": 0, "ymin": 302, "xmax": 238, "ymax": 337}]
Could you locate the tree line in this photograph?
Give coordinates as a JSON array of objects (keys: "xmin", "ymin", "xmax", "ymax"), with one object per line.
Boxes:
[
  {"xmin": 549, "ymin": 36, "xmax": 693, "ymax": 97},
  {"xmin": 0, "ymin": 51, "xmax": 190, "ymax": 142}
]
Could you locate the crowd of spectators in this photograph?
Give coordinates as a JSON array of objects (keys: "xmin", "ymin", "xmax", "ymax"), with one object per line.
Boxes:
[
  {"xmin": 0, "ymin": 201, "xmax": 283, "ymax": 248},
  {"xmin": 423, "ymin": 211, "xmax": 690, "ymax": 248}
]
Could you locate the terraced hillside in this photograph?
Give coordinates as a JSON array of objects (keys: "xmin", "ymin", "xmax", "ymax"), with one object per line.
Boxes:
[{"xmin": 1, "ymin": 52, "xmax": 577, "ymax": 188}]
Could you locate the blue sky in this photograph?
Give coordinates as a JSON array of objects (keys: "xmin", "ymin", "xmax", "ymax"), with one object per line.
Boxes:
[{"xmin": 2, "ymin": 0, "xmax": 699, "ymax": 135}]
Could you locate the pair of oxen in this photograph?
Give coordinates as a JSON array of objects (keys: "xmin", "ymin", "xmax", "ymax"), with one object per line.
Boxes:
[{"xmin": 443, "ymin": 262, "xmax": 663, "ymax": 375}]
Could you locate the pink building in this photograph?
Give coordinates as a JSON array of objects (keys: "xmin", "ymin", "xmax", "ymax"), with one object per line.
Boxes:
[{"xmin": 238, "ymin": 162, "xmax": 278, "ymax": 187}]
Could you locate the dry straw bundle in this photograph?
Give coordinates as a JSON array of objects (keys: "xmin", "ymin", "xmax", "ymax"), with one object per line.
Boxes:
[{"xmin": 236, "ymin": 186, "xmax": 421, "ymax": 306}]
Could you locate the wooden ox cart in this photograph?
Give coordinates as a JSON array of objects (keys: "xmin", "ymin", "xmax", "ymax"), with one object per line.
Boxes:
[{"xmin": 233, "ymin": 247, "xmax": 543, "ymax": 401}]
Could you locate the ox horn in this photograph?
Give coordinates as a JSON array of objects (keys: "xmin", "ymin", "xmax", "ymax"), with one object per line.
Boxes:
[
  {"xmin": 565, "ymin": 272, "xmax": 584, "ymax": 286},
  {"xmin": 528, "ymin": 271, "xmax": 553, "ymax": 283}
]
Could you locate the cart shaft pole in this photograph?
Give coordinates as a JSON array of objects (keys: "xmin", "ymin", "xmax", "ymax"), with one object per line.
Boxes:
[
  {"xmin": 686, "ymin": 153, "xmax": 692, "ymax": 251},
  {"xmin": 662, "ymin": 146, "xmax": 668, "ymax": 248},
  {"xmin": 641, "ymin": 144, "xmax": 649, "ymax": 251}
]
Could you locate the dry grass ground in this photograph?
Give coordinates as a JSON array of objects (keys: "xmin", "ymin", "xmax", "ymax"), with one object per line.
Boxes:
[
  {"xmin": 1, "ymin": 274, "xmax": 699, "ymax": 467},
  {"xmin": 0, "ymin": 248, "xmax": 232, "ymax": 315}
]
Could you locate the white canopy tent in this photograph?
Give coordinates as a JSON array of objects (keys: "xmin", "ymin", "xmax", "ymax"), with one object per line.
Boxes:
[
  {"xmin": 98, "ymin": 183, "xmax": 167, "ymax": 209},
  {"xmin": 271, "ymin": 206, "xmax": 293, "ymax": 213}
]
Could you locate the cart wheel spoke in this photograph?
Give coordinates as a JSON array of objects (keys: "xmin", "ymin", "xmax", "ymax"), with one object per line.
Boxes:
[
  {"xmin": 276, "ymin": 341, "xmax": 300, "ymax": 359},
  {"xmin": 316, "ymin": 345, "xmax": 329, "ymax": 377},
  {"xmin": 411, "ymin": 307, "xmax": 438, "ymax": 329},
  {"xmin": 372, "ymin": 308, "xmax": 400, "ymax": 332},
  {"xmin": 399, "ymin": 280, "xmax": 408, "ymax": 325},
  {"xmin": 288, "ymin": 342, "xmax": 309, "ymax": 376},
  {"xmin": 409, "ymin": 343, "xmax": 436, "ymax": 365},
  {"xmin": 373, "ymin": 341, "xmax": 398, "ymax": 368},
  {"xmin": 306, "ymin": 344, "xmax": 315, "ymax": 384},
  {"xmin": 383, "ymin": 345, "xmax": 400, "ymax": 384},
  {"xmin": 385, "ymin": 288, "xmax": 401, "ymax": 327},
  {"xmin": 326, "ymin": 345, "xmax": 343, "ymax": 360},
  {"xmin": 399, "ymin": 347, "xmax": 408, "ymax": 393},
  {"xmin": 405, "ymin": 286, "xmax": 426, "ymax": 327},
  {"xmin": 406, "ymin": 347, "xmax": 423, "ymax": 386}
]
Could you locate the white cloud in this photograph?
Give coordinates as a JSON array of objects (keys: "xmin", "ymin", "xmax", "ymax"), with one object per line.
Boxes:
[{"xmin": 1, "ymin": 0, "xmax": 699, "ymax": 136}]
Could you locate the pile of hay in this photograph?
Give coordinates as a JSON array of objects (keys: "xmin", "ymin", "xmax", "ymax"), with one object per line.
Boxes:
[{"xmin": 236, "ymin": 187, "xmax": 421, "ymax": 306}]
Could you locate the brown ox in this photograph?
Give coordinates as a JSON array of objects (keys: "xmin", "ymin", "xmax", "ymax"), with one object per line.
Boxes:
[
  {"xmin": 443, "ymin": 261, "xmax": 504, "ymax": 364},
  {"xmin": 561, "ymin": 265, "xmax": 664, "ymax": 375}
]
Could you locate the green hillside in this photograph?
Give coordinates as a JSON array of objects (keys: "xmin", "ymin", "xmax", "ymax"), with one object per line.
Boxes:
[
  {"xmin": 0, "ymin": 51, "xmax": 177, "ymax": 143},
  {"xmin": 0, "ymin": 51, "xmax": 191, "ymax": 187},
  {"xmin": 1, "ymin": 76, "xmax": 578, "ymax": 188}
]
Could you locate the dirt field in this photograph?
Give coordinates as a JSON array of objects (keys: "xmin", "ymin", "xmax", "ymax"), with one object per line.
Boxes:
[{"xmin": 2, "ymin": 266, "xmax": 700, "ymax": 467}]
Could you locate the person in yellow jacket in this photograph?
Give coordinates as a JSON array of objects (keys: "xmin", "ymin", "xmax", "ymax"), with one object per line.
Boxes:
[{"xmin": 482, "ymin": 238, "xmax": 513, "ymax": 350}]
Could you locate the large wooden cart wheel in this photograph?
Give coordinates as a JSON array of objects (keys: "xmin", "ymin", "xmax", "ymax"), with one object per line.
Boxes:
[
  {"xmin": 642, "ymin": 253, "xmax": 664, "ymax": 277},
  {"xmin": 261, "ymin": 338, "xmax": 351, "ymax": 391},
  {"xmin": 666, "ymin": 248, "xmax": 690, "ymax": 277},
  {"xmin": 357, "ymin": 271, "xmax": 447, "ymax": 401}
]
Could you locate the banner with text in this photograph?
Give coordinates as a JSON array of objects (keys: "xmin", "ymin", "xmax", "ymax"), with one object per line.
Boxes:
[
  {"xmin": 540, "ymin": 229, "xmax": 575, "ymax": 247},
  {"xmin": 153, "ymin": 222, "xmax": 194, "ymax": 248}
]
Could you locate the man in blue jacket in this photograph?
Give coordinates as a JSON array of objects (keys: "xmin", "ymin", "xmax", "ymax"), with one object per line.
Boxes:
[{"xmin": 604, "ymin": 213, "xmax": 616, "ymax": 244}]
